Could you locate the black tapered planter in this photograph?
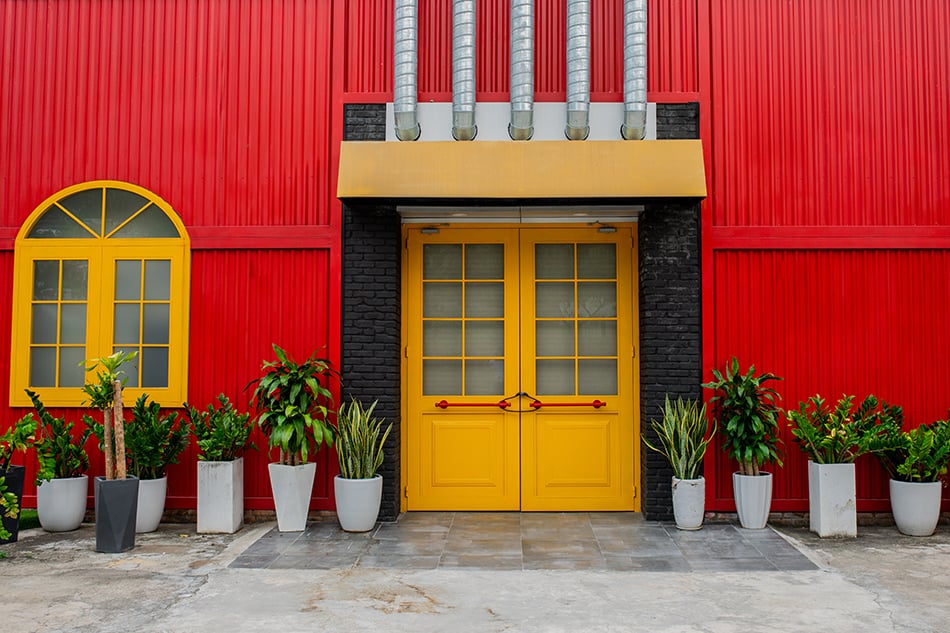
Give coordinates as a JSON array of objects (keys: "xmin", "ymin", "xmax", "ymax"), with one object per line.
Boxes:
[
  {"xmin": 94, "ymin": 476, "xmax": 139, "ymax": 553},
  {"xmin": 0, "ymin": 465, "xmax": 26, "ymax": 544}
]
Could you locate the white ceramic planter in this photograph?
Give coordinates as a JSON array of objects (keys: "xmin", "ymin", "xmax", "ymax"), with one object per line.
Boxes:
[
  {"xmin": 334, "ymin": 475, "xmax": 383, "ymax": 532},
  {"xmin": 197, "ymin": 458, "xmax": 244, "ymax": 534},
  {"xmin": 37, "ymin": 475, "xmax": 89, "ymax": 532},
  {"xmin": 269, "ymin": 462, "xmax": 316, "ymax": 532},
  {"xmin": 733, "ymin": 471, "xmax": 773, "ymax": 529},
  {"xmin": 808, "ymin": 461, "xmax": 857, "ymax": 537},
  {"xmin": 135, "ymin": 476, "xmax": 167, "ymax": 533},
  {"xmin": 671, "ymin": 476, "xmax": 705, "ymax": 530},
  {"xmin": 890, "ymin": 479, "xmax": 942, "ymax": 537}
]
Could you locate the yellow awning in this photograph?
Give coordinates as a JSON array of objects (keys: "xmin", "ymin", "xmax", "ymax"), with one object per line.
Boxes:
[{"xmin": 337, "ymin": 139, "xmax": 706, "ymax": 200}]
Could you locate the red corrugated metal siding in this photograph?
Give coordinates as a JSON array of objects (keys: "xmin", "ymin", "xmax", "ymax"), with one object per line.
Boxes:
[
  {"xmin": 0, "ymin": 0, "xmax": 335, "ymax": 229},
  {"xmin": 707, "ymin": 250, "xmax": 950, "ymax": 511},
  {"xmin": 342, "ymin": 0, "xmax": 698, "ymax": 101},
  {"xmin": 709, "ymin": 0, "xmax": 950, "ymax": 226}
]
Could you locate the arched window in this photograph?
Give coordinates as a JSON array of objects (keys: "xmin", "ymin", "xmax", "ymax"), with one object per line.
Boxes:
[{"xmin": 11, "ymin": 181, "xmax": 190, "ymax": 407}]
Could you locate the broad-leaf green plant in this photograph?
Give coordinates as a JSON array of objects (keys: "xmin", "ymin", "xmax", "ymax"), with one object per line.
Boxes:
[
  {"xmin": 124, "ymin": 395, "xmax": 190, "ymax": 480},
  {"xmin": 702, "ymin": 358, "xmax": 783, "ymax": 476},
  {"xmin": 786, "ymin": 394, "xmax": 883, "ymax": 464},
  {"xmin": 642, "ymin": 396, "xmax": 716, "ymax": 481},
  {"xmin": 335, "ymin": 399, "xmax": 392, "ymax": 479},
  {"xmin": 186, "ymin": 394, "xmax": 257, "ymax": 462},
  {"xmin": 25, "ymin": 389, "xmax": 92, "ymax": 483},
  {"xmin": 0, "ymin": 414, "xmax": 35, "ymax": 541},
  {"xmin": 248, "ymin": 345, "xmax": 337, "ymax": 466},
  {"xmin": 81, "ymin": 351, "xmax": 136, "ymax": 480},
  {"xmin": 864, "ymin": 405, "xmax": 950, "ymax": 483}
]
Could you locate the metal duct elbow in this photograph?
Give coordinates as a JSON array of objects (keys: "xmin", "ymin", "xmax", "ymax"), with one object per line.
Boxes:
[
  {"xmin": 621, "ymin": 0, "xmax": 647, "ymax": 140},
  {"xmin": 452, "ymin": 0, "xmax": 477, "ymax": 141},
  {"xmin": 394, "ymin": 0, "xmax": 421, "ymax": 141},
  {"xmin": 509, "ymin": 0, "xmax": 534, "ymax": 140},
  {"xmin": 565, "ymin": 0, "xmax": 591, "ymax": 140}
]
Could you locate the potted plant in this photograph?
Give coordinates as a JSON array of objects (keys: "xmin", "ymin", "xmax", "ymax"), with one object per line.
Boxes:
[
  {"xmin": 333, "ymin": 398, "xmax": 392, "ymax": 532},
  {"xmin": 0, "ymin": 414, "xmax": 36, "ymax": 543},
  {"xmin": 787, "ymin": 394, "xmax": 887, "ymax": 538},
  {"xmin": 186, "ymin": 394, "xmax": 256, "ymax": 534},
  {"xmin": 702, "ymin": 358, "xmax": 783, "ymax": 529},
  {"xmin": 122, "ymin": 395, "xmax": 189, "ymax": 533},
  {"xmin": 642, "ymin": 395, "xmax": 716, "ymax": 530},
  {"xmin": 865, "ymin": 408, "xmax": 950, "ymax": 536},
  {"xmin": 26, "ymin": 389, "xmax": 93, "ymax": 532},
  {"xmin": 81, "ymin": 351, "xmax": 139, "ymax": 552},
  {"xmin": 249, "ymin": 344, "xmax": 336, "ymax": 532}
]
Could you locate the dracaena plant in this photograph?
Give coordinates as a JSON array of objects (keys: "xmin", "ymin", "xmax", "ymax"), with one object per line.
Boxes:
[
  {"xmin": 786, "ymin": 394, "xmax": 885, "ymax": 464},
  {"xmin": 642, "ymin": 396, "xmax": 716, "ymax": 481},
  {"xmin": 25, "ymin": 389, "xmax": 92, "ymax": 483},
  {"xmin": 186, "ymin": 394, "xmax": 257, "ymax": 462},
  {"xmin": 335, "ymin": 398, "xmax": 392, "ymax": 479},
  {"xmin": 702, "ymin": 358, "xmax": 783, "ymax": 476},
  {"xmin": 248, "ymin": 345, "xmax": 337, "ymax": 466}
]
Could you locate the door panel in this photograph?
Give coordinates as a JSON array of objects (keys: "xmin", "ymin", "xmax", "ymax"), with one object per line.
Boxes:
[{"xmin": 406, "ymin": 225, "xmax": 636, "ymax": 511}]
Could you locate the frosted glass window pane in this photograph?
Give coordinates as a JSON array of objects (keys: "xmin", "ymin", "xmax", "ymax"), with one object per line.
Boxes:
[
  {"xmin": 114, "ymin": 304, "xmax": 141, "ymax": 344},
  {"xmin": 33, "ymin": 261, "xmax": 59, "ymax": 300},
  {"xmin": 28, "ymin": 207, "xmax": 93, "ymax": 239},
  {"xmin": 31, "ymin": 305, "xmax": 57, "ymax": 344},
  {"xmin": 144, "ymin": 260, "xmax": 171, "ymax": 300},
  {"xmin": 143, "ymin": 304, "xmax": 169, "ymax": 344},
  {"xmin": 30, "ymin": 348, "xmax": 56, "ymax": 387},
  {"xmin": 577, "ymin": 244, "xmax": 616, "ymax": 279},
  {"xmin": 424, "ymin": 283, "xmax": 462, "ymax": 318},
  {"xmin": 535, "ymin": 244, "xmax": 573, "ymax": 279},
  {"xmin": 112, "ymin": 204, "xmax": 179, "ymax": 238},
  {"xmin": 465, "ymin": 244, "xmax": 504, "ymax": 279},
  {"xmin": 60, "ymin": 304, "xmax": 87, "ymax": 344},
  {"xmin": 105, "ymin": 188, "xmax": 149, "ymax": 235},
  {"xmin": 423, "ymin": 321, "xmax": 462, "ymax": 356},
  {"xmin": 536, "ymin": 320, "xmax": 574, "ymax": 356},
  {"xmin": 537, "ymin": 360, "xmax": 574, "ymax": 395},
  {"xmin": 58, "ymin": 347, "xmax": 86, "ymax": 387},
  {"xmin": 115, "ymin": 261, "xmax": 141, "ymax": 300},
  {"xmin": 465, "ymin": 321, "xmax": 504, "ymax": 356},
  {"xmin": 579, "ymin": 360, "xmax": 617, "ymax": 395},
  {"xmin": 536, "ymin": 282, "xmax": 574, "ymax": 317},
  {"xmin": 423, "ymin": 244, "xmax": 462, "ymax": 279},
  {"xmin": 113, "ymin": 347, "xmax": 139, "ymax": 387},
  {"xmin": 61, "ymin": 261, "xmax": 89, "ymax": 300},
  {"xmin": 465, "ymin": 360, "xmax": 504, "ymax": 395},
  {"xmin": 142, "ymin": 347, "xmax": 169, "ymax": 388},
  {"xmin": 465, "ymin": 283, "xmax": 503, "ymax": 317},
  {"xmin": 423, "ymin": 360, "xmax": 461, "ymax": 395},
  {"xmin": 58, "ymin": 188, "xmax": 103, "ymax": 235},
  {"xmin": 578, "ymin": 282, "xmax": 616, "ymax": 317},
  {"xmin": 579, "ymin": 321, "xmax": 616, "ymax": 356}
]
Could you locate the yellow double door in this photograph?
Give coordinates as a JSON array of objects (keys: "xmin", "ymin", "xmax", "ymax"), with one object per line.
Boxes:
[{"xmin": 405, "ymin": 226, "xmax": 638, "ymax": 511}]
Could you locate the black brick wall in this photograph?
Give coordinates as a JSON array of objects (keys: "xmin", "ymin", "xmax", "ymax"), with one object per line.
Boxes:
[
  {"xmin": 342, "ymin": 104, "xmax": 402, "ymax": 520},
  {"xmin": 639, "ymin": 102, "xmax": 702, "ymax": 521}
]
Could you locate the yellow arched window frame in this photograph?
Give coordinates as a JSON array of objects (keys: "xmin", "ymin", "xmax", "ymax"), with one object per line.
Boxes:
[{"xmin": 10, "ymin": 181, "xmax": 190, "ymax": 408}]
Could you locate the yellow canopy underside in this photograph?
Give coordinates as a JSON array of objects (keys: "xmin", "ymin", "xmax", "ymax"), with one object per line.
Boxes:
[{"xmin": 337, "ymin": 140, "xmax": 706, "ymax": 200}]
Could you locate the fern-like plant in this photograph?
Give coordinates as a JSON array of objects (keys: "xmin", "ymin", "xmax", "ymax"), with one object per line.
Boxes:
[
  {"xmin": 642, "ymin": 396, "xmax": 716, "ymax": 480},
  {"xmin": 335, "ymin": 399, "xmax": 392, "ymax": 479}
]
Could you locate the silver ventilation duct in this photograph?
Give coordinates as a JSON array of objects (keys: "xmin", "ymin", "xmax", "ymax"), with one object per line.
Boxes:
[
  {"xmin": 452, "ymin": 0, "xmax": 477, "ymax": 140},
  {"xmin": 621, "ymin": 0, "xmax": 647, "ymax": 140},
  {"xmin": 394, "ymin": 0, "xmax": 421, "ymax": 141},
  {"xmin": 509, "ymin": 0, "xmax": 534, "ymax": 140},
  {"xmin": 565, "ymin": 0, "xmax": 590, "ymax": 140}
]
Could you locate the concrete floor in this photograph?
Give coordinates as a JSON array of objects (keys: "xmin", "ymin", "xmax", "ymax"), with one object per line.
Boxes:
[{"xmin": 3, "ymin": 515, "xmax": 950, "ymax": 633}]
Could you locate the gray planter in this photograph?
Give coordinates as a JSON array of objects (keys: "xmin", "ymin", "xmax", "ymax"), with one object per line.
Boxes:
[
  {"xmin": 671, "ymin": 476, "xmax": 705, "ymax": 530},
  {"xmin": 334, "ymin": 475, "xmax": 383, "ymax": 532},
  {"xmin": 890, "ymin": 479, "xmax": 942, "ymax": 537},
  {"xmin": 0, "ymin": 465, "xmax": 25, "ymax": 544},
  {"xmin": 37, "ymin": 475, "xmax": 89, "ymax": 532},
  {"xmin": 733, "ymin": 471, "xmax": 773, "ymax": 529},
  {"xmin": 268, "ymin": 462, "xmax": 315, "ymax": 532},
  {"xmin": 808, "ymin": 461, "xmax": 857, "ymax": 537},
  {"xmin": 135, "ymin": 476, "xmax": 167, "ymax": 533},
  {"xmin": 197, "ymin": 458, "xmax": 244, "ymax": 534},
  {"xmin": 95, "ymin": 476, "xmax": 139, "ymax": 553}
]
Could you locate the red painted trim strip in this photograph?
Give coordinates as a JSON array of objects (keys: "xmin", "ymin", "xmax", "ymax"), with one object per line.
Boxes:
[
  {"xmin": 710, "ymin": 226, "xmax": 950, "ymax": 250},
  {"xmin": 188, "ymin": 225, "xmax": 338, "ymax": 250}
]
